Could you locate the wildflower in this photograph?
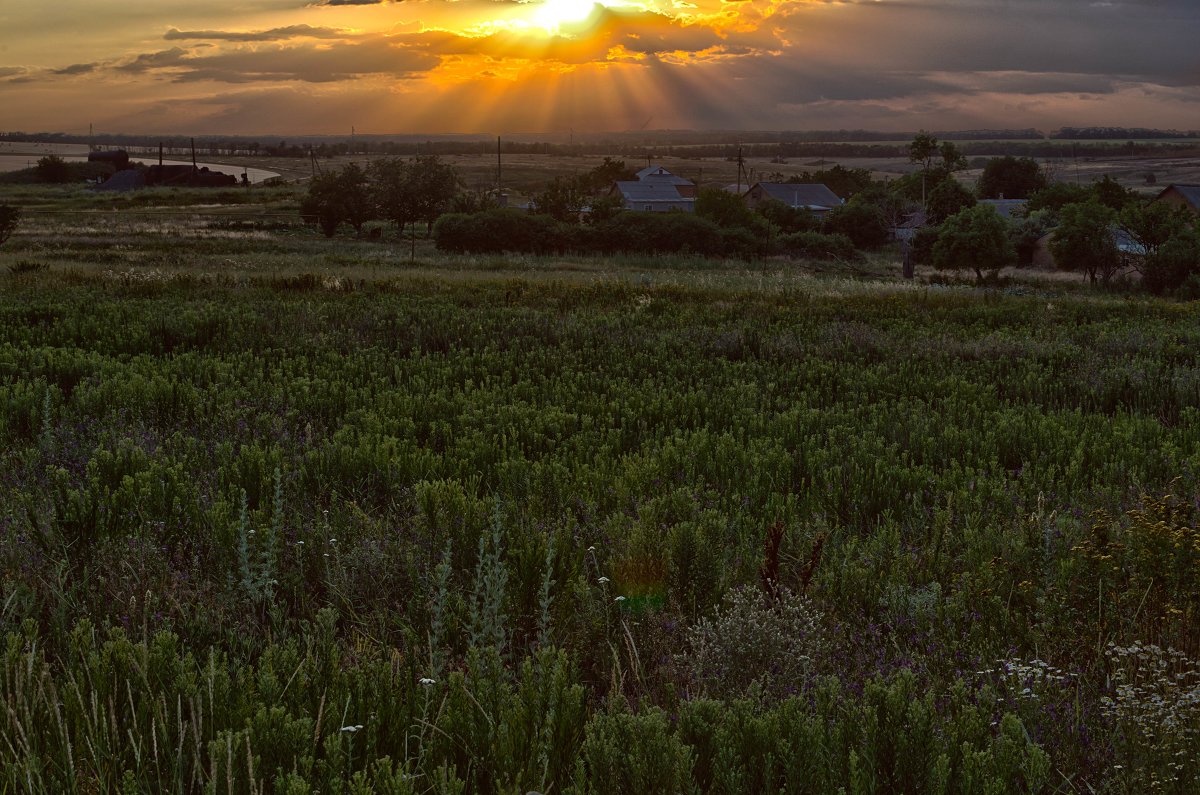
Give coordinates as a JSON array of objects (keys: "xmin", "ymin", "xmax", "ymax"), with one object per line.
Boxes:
[
  {"xmin": 587, "ymin": 546, "xmax": 595, "ymax": 553},
  {"xmin": 340, "ymin": 724, "xmax": 363, "ymax": 733},
  {"xmin": 614, "ymin": 596, "xmax": 626, "ymax": 603},
  {"xmin": 297, "ymin": 541, "xmax": 304, "ymax": 546},
  {"xmin": 597, "ymin": 576, "xmax": 610, "ymax": 584},
  {"xmin": 419, "ymin": 677, "xmax": 436, "ymax": 686}
]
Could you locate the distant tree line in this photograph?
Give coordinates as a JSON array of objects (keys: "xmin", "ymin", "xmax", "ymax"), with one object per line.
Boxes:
[
  {"xmin": 7, "ymin": 129, "xmax": 1197, "ymax": 163},
  {"xmin": 1050, "ymin": 127, "xmax": 1200, "ymax": 140}
]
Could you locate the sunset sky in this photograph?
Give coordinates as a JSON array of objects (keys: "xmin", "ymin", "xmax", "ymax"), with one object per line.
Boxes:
[{"xmin": 2, "ymin": 0, "xmax": 1198, "ymax": 135}]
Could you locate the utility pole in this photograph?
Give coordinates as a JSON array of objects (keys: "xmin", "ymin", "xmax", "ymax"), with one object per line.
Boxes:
[{"xmin": 496, "ymin": 136, "xmax": 502, "ymax": 193}]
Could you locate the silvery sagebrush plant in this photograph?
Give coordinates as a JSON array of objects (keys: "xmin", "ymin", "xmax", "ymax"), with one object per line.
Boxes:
[{"xmin": 682, "ymin": 585, "xmax": 825, "ymax": 701}]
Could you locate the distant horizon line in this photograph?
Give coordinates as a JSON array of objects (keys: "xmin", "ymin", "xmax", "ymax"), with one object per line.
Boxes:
[{"xmin": 5, "ymin": 126, "xmax": 1200, "ymax": 145}]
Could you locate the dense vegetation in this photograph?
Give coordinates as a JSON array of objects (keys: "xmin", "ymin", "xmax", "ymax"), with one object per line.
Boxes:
[{"xmin": 1, "ymin": 197, "xmax": 1199, "ymax": 792}]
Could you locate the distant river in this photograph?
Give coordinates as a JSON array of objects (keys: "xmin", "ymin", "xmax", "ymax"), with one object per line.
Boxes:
[{"xmin": 0, "ymin": 147, "xmax": 280, "ymax": 185}]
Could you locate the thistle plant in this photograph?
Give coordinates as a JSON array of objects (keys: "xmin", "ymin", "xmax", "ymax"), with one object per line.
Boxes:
[
  {"xmin": 537, "ymin": 535, "xmax": 556, "ymax": 650},
  {"xmin": 38, "ymin": 386, "xmax": 53, "ymax": 454},
  {"xmin": 468, "ymin": 505, "xmax": 508, "ymax": 653},
  {"xmin": 429, "ymin": 541, "xmax": 452, "ymax": 678},
  {"xmin": 235, "ymin": 468, "xmax": 283, "ymax": 607}
]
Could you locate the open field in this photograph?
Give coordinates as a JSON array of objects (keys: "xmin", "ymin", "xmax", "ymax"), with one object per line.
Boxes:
[{"xmin": 0, "ymin": 186, "xmax": 1198, "ymax": 793}]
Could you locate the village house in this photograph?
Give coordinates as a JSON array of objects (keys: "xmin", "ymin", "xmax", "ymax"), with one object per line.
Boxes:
[
  {"xmin": 1154, "ymin": 184, "xmax": 1200, "ymax": 215},
  {"xmin": 611, "ymin": 165, "xmax": 697, "ymax": 212},
  {"xmin": 742, "ymin": 182, "xmax": 843, "ymax": 216}
]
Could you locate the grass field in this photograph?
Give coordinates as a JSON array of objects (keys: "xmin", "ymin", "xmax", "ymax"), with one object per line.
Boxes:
[{"xmin": 0, "ymin": 184, "xmax": 1198, "ymax": 793}]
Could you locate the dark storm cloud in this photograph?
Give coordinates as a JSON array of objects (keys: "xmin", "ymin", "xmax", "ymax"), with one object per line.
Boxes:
[
  {"xmin": 790, "ymin": 0, "xmax": 1200, "ymax": 86},
  {"xmin": 51, "ymin": 63, "xmax": 98, "ymax": 76}
]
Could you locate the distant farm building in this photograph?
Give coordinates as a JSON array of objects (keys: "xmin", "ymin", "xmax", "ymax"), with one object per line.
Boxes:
[
  {"xmin": 146, "ymin": 165, "xmax": 237, "ymax": 188},
  {"xmin": 1154, "ymin": 184, "xmax": 1200, "ymax": 215},
  {"xmin": 612, "ymin": 165, "xmax": 696, "ymax": 212},
  {"xmin": 742, "ymin": 182, "xmax": 843, "ymax": 215}
]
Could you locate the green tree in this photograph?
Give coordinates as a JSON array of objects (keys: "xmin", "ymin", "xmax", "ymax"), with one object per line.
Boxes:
[
  {"xmin": 299, "ymin": 163, "xmax": 371, "ymax": 237},
  {"xmin": 409, "ymin": 155, "xmax": 460, "ymax": 231},
  {"xmin": 978, "ymin": 157, "xmax": 1047, "ymax": 199},
  {"xmin": 35, "ymin": 155, "xmax": 71, "ymax": 184},
  {"xmin": 1008, "ymin": 210, "xmax": 1052, "ymax": 267},
  {"xmin": 0, "ymin": 204, "xmax": 19, "ymax": 246},
  {"xmin": 939, "ymin": 140, "xmax": 968, "ymax": 172},
  {"xmin": 534, "ymin": 176, "xmax": 589, "ymax": 223},
  {"xmin": 1118, "ymin": 201, "xmax": 1190, "ymax": 261},
  {"xmin": 787, "ymin": 164, "xmax": 874, "ymax": 199},
  {"xmin": 754, "ymin": 198, "xmax": 817, "ymax": 234},
  {"xmin": 1141, "ymin": 227, "xmax": 1200, "ymax": 294},
  {"xmin": 1026, "ymin": 182, "xmax": 1092, "ymax": 216},
  {"xmin": 908, "ymin": 131, "xmax": 939, "ymax": 174},
  {"xmin": 585, "ymin": 194, "xmax": 625, "ymax": 224},
  {"xmin": 931, "ymin": 204, "xmax": 1015, "ymax": 281},
  {"xmin": 1049, "ymin": 201, "xmax": 1121, "ymax": 285},
  {"xmin": 580, "ymin": 158, "xmax": 636, "ymax": 193},
  {"xmin": 925, "ymin": 178, "xmax": 976, "ymax": 224},
  {"xmin": 368, "ymin": 157, "xmax": 417, "ymax": 236},
  {"xmin": 1092, "ymin": 175, "xmax": 1137, "ymax": 211},
  {"xmin": 822, "ymin": 200, "xmax": 890, "ymax": 249},
  {"xmin": 695, "ymin": 187, "xmax": 766, "ymax": 233}
]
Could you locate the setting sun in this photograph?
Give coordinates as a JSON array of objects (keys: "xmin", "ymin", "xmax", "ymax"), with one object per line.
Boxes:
[{"xmin": 533, "ymin": 0, "xmax": 601, "ymax": 33}]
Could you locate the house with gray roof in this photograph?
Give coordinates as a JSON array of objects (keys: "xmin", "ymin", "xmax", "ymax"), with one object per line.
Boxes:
[
  {"xmin": 742, "ymin": 182, "xmax": 843, "ymax": 215},
  {"xmin": 612, "ymin": 165, "xmax": 696, "ymax": 211},
  {"xmin": 1155, "ymin": 184, "xmax": 1200, "ymax": 215}
]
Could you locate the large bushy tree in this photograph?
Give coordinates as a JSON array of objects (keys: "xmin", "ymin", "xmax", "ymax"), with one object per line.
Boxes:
[
  {"xmin": 1049, "ymin": 201, "xmax": 1121, "ymax": 285},
  {"xmin": 931, "ymin": 204, "xmax": 1015, "ymax": 281},
  {"xmin": 1141, "ymin": 228, "xmax": 1200, "ymax": 295},
  {"xmin": 35, "ymin": 155, "xmax": 71, "ymax": 184},
  {"xmin": 978, "ymin": 157, "xmax": 1047, "ymax": 199},
  {"xmin": 926, "ymin": 179, "xmax": 977, "ymax": 225},
  {"xmin": 1119, "ymin": 201, "xmax": 1191, "ymax": 261},
  {"xmin": 822, "ymin": 201, "xmax": 890, "ymax": 249},
  {"xmin": 299, "ymin": 163, "xmax": 370, "ymax": 237}
]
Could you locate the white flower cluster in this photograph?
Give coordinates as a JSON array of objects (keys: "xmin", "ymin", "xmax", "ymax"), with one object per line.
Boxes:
[
  {"xmin": 976, "ymin": 657, "xmax": 1073, "ymax": 702},
  {"xmin": 1101, "ymin": 642, "xmax": 1199, "ymax": 789}
]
